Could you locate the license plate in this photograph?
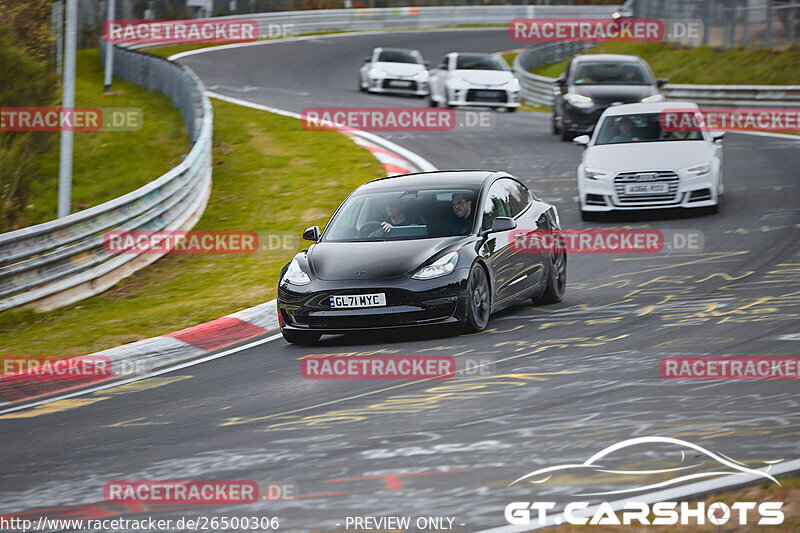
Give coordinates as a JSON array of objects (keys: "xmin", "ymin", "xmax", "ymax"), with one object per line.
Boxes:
[
  {"xmin": 388, "ymin": 80, "xmax": 412, "ymax": 88},
  {"xmin": 330, "ymin": 293, "xmax": 387, "ymax": 308},
  {"xmin": 475, "ymin": 90, "xmax": 500, "ymax": 98},
  {"xmin": 624, "ymin": 183, "xmax": 669, "ymax": 195}
]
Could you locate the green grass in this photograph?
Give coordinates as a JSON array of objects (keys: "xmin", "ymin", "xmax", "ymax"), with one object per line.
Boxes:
[
  {"xmin": 527, "ymin": 42, "xmax": 800, "ymax": 85},
  {"xmin": 17, "ymin": 49, "xmax": 187, "ymax": 228},
  {"xmin": 0, "ymin": 98, "xmax": 384, "ymax": 355}
]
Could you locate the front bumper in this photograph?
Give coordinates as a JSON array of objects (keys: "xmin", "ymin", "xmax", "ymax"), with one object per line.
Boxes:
[
  {"xmin": 278, "ymin": 269, "xmax": 470, "ymax": 333},
  {"xmin": 367, "ymin": 77, "xmax": 429, "ymax": 96},
  {"xmin": 579, "ymin": 170, "xmax": 720, "ymax": 211},
  {"xmin": 447, "ymin": 87, "xmax": 520, "ymax": 108},
  {"xmin": 561, "ymin": 104, "xmax": 605, "ymax": 133}
]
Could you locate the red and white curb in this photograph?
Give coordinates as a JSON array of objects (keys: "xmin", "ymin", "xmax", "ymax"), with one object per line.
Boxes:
[
  {"xmin": 0, "ymin": 92, "xmax": 436, "ymax": 406},
  {"xmin": 0, "ymin": 301, "xmax": 279, "ymax": 404},
  {"xmin": 205, "ymin": 91, "xmax": 437, "ymax": 175}
]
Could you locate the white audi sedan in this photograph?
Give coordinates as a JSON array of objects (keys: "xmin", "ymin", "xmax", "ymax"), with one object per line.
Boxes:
[
  {"xmin": 574, "ymin": 102, "xmax": 724, "ymax": 220},
  {"xmin": 429, "ymin": 53, "xmax": 520, "ymax": 111},
  {"xmin": 359, "ymin": 47, "xmax": 430, "ymax": 96}
]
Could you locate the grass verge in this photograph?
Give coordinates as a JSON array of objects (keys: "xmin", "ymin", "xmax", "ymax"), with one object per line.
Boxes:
[
  {"xmin": 551, "ymin": 475, "xmax": 800, "ymax": 531},
  {"xmin": 14, "ymin": 49, "xmax": 187, "ymax": 229},
  {"xmin": 0, "ymin": 97, "xmax": 384, "ymax": 356},
  {"xmin": 527, "ymin": 42, "xmax": 800, "ymax": 85}
]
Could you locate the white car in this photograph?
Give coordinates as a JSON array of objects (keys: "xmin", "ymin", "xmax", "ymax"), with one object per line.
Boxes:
[
  {"xmin": 429, "ymin": 53, "xmax": 520, "ymax": 111},
  {"xmin": 359, "ymin": 47, "xmax": 430, "ymax": 96},
  {"xmin": 574, "ymin": 102, "xmax": 724, "ymax": 220}
]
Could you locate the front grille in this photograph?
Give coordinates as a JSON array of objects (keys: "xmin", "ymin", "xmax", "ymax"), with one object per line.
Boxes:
[
  {"xmin": 381, "ymin": 79, "xmax": 417, "ymax": 91},
  {"xmin": 614, "ymin": 170, "xmax": 680, "ymax": 205},
  {"xmin": 585, "ymin": 194, "xmax": 606, "ymax": 206},
  {"xmin": 466, "ymin": 89, "xmax": 507, "ymax": 103},
  {"xmin": 293, "ymin": 306, "xmax": 455, "ymax": 329},
  {"xmin": 689, "ymin": 188, "xmax": 712, "ymax": 202}
]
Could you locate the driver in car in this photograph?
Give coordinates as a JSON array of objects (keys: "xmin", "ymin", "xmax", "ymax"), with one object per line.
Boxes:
[
  {"xmin": 442, "ymin": 192, "xmax": 474, "ymax": 235},
  {"xmin": 611, "ymin": 116, "xmax": 638, "ymax": 143},
  {"xmin": 380, "ymin": 198, "xmax": 422, "ymax": 233}
]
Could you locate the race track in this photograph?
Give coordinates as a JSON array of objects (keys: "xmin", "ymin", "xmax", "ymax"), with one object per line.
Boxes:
[{"xmin": 1, "ymin": 29, "xmax": 799, "ymax": 531}]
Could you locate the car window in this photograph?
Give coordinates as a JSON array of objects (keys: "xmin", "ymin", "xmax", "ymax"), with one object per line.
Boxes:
[
  {"xmin": 595, "ymin": 113, "xmax": 706, "ymax": 145},
  {"xmin": 506, "ymin": 180, "xmax": 530, "ymax": 217},
  {"xmin": 324, "ymin": 187, "xmax": 479, "ymax": 242},
  {"xmin": 377, "ymin": 49, "xmax": 421, "ymax": 64},
  {"xmin": 481, "ymin": 180, "xmax": 516, "ymax": 230},
  {"xmin": 572, "ymin": 61, "xmax": 651, "ymax": 85},
  {"xmin": 455, "ymin": 54, "xmax": 507, "ymax": 71}
]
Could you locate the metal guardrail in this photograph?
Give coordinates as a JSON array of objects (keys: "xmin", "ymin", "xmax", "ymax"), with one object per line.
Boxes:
[
  {"xmin": 212, "ymin": 4, "xmax": 621, "ymax": 36},
  {"xmin": 0, "ymin": 46, "xmax": 212, "ymax": 312},
  {"xmin": 512, "ymin": 46, "xmax": 800, "ymax": 108}
]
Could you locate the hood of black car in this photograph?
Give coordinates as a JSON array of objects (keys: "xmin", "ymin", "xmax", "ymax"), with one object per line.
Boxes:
[
  {"xmin": 308, "ymin": 238, "xmax": 463, "ymax": 280},
  {"xmin": 571, "ymin": 85, "xmax": 655, "ymax": 105}
]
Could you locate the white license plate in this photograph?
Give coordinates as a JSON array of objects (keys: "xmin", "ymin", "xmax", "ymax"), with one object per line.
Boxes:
[
  {"xmin": 624, "ymin": 183, "xmax": 669, "ymax": 195},
  {"xmin": 329, "ymin": 293, "xmax": 387, "ymax": 308},
  {"xmin": 475, "ymin": 90, "xmax": 500, "ymax": 97},
  {"xmin": 388, "ymin": 80, "xmax": 412, "ymax": 88}
]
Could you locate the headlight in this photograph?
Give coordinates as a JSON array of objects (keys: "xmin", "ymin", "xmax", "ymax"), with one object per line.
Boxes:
[
  {"xmin": 412, "ymin": 251, "xmax": 458, "ymax": 280},
  {"xmin": 502, "ymin": 78, "xmax": 520, "ymax": 91},
  {"xmin": 413, "ymin": 70, "xmax": 429, "ymax": 80},
  {"xmin": 369, "ymin": 67, "xmax": 387, "ymax": 78},
  {"xmin": 283, "ymin": 258, "xmax": 311, "ymax": 285},
  {"xmin": 565, "ymin": 94, "xmax": 593, "ymax": 109},
  {"xmin": 583, "ymin": 167, "xmax": 611, "ymax": 180},
  {"xmin": 641, "ymin": 94, "xmax": 665, "ymax": 103},
  {"xmin": 680, "ymin": 162, "xmax": 711, "ymax": 177}
]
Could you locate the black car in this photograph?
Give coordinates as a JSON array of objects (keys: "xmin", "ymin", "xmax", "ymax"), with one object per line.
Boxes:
[
  {"xmin": 552, "ymin": 54, "xmax": 667, "ymax": 141},
  {"xmin": 277, "ymin": 171, "xmax": 566, "ymax": 344}
]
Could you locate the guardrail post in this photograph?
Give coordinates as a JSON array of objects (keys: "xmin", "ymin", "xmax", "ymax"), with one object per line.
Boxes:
[
  {"xmin": 766, "ymin": 0, "xmax": 773, "ymax": 47},
  {"xmin": 104, "ymin": 0, "xmax": 115, "ymax": 93},
  {"xmin": 58, "ymin": 0, "xmax": 77, "ymax": 219}
]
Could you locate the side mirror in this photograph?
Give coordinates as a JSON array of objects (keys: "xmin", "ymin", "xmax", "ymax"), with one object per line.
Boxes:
[
  {"xmin": 302, "ymin": 226, "xmax": 320, "ymax": 242},
  {"xmin": 555, "ymin": 77, "xmax": 566, "ymax": 87},
  {"xmin": 656, "ymin": 78, "xmax": 668, "ymax": 88},
  {"xmin": 424, "ymin": 61, "xmax": 431, "ymax": 69},
  {"xmin": 572, "ymin": 135, "xmax": 591, "ymax": 146},
  {"xmin": 712, "ymin": 131, "xmax": 726, "ymax": 141},
  {"xmin": 490, "ymin": 217, "xmax": 517, "ymax": 233},
  {"xmin": 363, "ymin": 57, "xmax": 371, "ymax": 63}
]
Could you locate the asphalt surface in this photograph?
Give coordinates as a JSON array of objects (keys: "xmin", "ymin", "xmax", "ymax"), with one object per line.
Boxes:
[{"xmin": 1, "ymin": 30, "xmax": 799, "ymax": 532}]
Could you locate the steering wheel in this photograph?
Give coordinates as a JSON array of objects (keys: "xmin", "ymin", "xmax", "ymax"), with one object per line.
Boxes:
[{"xmin": 357, "ymin": 221, "xmax": 382, "ymax": 238}]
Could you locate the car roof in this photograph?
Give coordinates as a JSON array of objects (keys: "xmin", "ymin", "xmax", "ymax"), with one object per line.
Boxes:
[
  {"xmin": 601, "ymin": 101, "xmax": 699, "ymax": 116},
  {"xmin": 361, "ymin": 170, "xmax": 499, "ymax": 190},
  {"xmin": 574, "ymin": 54, "xmax": 643, "ymax": 63},
  {"xmin": 376, "ymin": 47, "xmax": 415, "ymax": 53}
]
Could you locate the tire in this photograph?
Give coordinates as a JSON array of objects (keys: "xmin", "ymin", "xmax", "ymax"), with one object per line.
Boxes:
[
  {"xmin": 358, "ymin": 77, "xmax": 366, "ymax": 92},
  {"xmin": 429, "ymin": 94, "xmax": 439, "ymax": 107},
  {"xmin": 281, "ymin": 328, "xmax": 322, "ymax": 345},
  {"xmin": 506, "ymin": 107, "xmax": 517, "ymax": 113},
  {"xmin": 464, "ymin": 265, "xmax": 491, "ymax": 332},
  {"xmin": 561, "ymin": 125, "xmax": 574, "ymax": 142},
  {"xmin": 551, "ymin": 114, "xmax": 559, "ymax": 134},
  {"xmin": 534, "ymin": 249, "xmax": 566, "ymax": 305}
]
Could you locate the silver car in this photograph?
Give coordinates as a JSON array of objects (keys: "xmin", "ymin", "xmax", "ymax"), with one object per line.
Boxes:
[
  {"xmin": 429, "ymin": 53, "xmax": 520, "ymax": 111},
  {"xmin": 359, "ymin": 47, "xmax": 430, "ymax": 96}
]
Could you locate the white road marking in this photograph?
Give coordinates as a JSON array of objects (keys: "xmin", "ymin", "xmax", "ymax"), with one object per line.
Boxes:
[{"xmin": 0, "ymin": 334, "xmax": 283, "ymax": 416}]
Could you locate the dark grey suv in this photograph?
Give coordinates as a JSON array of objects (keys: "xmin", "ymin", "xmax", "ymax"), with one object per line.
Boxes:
[{"xmin": 552, "ymin": 54, "xmax": 667, "ymax": 141}]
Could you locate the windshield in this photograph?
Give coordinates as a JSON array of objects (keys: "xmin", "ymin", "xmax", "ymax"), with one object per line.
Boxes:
[
  {"xmin": 324, "ymin": 187, "xmax": 479, "ymax": 242},
  {"xmin": 456, "ymin": 54, "xmax": 507, "ymax": 71},
  {"xmin": 573, "ymin": 61, "xmax": 651, "ymax": 85},
  {"xmin": 595, "ymin": 113, "xmax": 706, "ymax": 145},
  {"xmin": 377, "ymin": 50, "xmax": 421, "ymax": 64}
]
